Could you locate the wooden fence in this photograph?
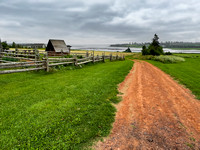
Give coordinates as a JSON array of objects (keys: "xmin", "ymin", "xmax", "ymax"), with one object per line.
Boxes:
[{"xmin": 0, "ymin": 49, "xmax": 125, "ymax": 74}]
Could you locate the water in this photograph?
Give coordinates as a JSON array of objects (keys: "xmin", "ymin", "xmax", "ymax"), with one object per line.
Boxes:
[{"xmin": 71, "ymin": 44, "xmax": 200, "ymax": 53}]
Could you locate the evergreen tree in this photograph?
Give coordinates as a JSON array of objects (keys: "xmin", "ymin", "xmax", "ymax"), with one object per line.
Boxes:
[
  {"xmin": 142, "ymin": 45, "xmax": 150, "ymax": 55},
  {"xmin": 141, "ymin": 34, "xmax": 164, "ymax": 56},
  {"xmin": 11, "ymin": 42, "xmax": 16, "ymax": 48},
  {"xmin": 2, "ymin": 41, "xmax": 9, "ymax": 50},
  {"xmin": 152, "ymin": 34, "xmax": 160, "ymax": 47},
  {"xmin": 124, "ymin": 47, "xmax": 131, "ymax": 52}
]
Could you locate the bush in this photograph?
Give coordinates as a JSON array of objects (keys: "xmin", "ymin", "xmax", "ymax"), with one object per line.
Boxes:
[
  {"xmin": 77, "ymin": 55, "xmax": 83, "ymax": 59},
  {"xmin": 165, "ymin": 52, "xmax": 172, "ymax": 55},
  {"xmin": 149, "ymin": 45, "xmax": 164, "ymax": 56},
  {"xmin": 124, "ymin": 47, "xmax": 131, "ymax": 52},
  {"xmin": 64, "ymin": 55, "xmax": 73, "ymax": 58},
  {"xmin": 2, "ymin": 57, "xmax": 19, "ymax": 62},
  {"xmin": 142, "ymin": 45, "xmax": 150, "ymax": 55},
  {"xmin": 153, "ymin": 55, "xmax": 185, "ymax": 63}
]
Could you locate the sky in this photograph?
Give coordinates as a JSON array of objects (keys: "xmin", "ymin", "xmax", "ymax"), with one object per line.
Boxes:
[{"xmin": 0, "ymin": 0, "xmax": 200, "ymax": 45}]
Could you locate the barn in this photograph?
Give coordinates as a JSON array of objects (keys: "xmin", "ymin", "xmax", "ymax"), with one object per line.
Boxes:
[{"xmin": 46, "ymin": 39, "xmax": 71, "ymax": 56}]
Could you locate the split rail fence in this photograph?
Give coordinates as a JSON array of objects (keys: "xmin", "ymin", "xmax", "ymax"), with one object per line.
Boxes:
[{"xmin": 0, "ymin": 49, "xmax": 125, "ymax": 74}]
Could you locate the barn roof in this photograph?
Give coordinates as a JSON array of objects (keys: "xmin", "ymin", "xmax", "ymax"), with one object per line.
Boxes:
[{"xmin": 49, "ymin": 39, "xmax": 69, "ymax": 52}]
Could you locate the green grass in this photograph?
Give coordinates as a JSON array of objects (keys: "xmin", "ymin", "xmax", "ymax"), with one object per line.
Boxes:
[
  {"xmin": 0, "ymin": 60, "xmax": 133, "ymax": 149},
  {"xmin": 146, "ymin": 54, "xmax": 200, "ymax": 100}
]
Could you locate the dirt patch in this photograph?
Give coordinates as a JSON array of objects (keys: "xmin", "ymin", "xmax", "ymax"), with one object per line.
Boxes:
[{"xmin": 95, "ymin": 60, "xmax": 200, "ymax": 150}]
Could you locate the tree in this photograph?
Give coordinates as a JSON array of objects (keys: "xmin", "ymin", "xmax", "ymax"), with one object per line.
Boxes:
[
  {"xmin": 141, "ymin": 45, "xmax": 149, "ymax": 55},
  {"xmin": 124, "ymin": 47, "xmax": 131, "ymax": 52},
  {"xmin": 150, "ymin": 34, "xmax": 164, "ymax": 55},
  {"xmin": 2, "ymin": 41, "xmax": 9, "ymax": 50},
  {"xmin": 141, "ymin": 34, "xmax": 164, "ymax": 56},
  {"xmin": 11, "ymin": 42, "xmax": 16, "ymax": 48},
  {"xmin": 152, "ymin": 34, "xmax": 160, "ymax": 47}
]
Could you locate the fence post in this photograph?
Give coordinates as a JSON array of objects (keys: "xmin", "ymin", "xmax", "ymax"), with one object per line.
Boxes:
[
  {"xmin": 35, "ymin": 49, "xmax": 39, "ymax": 61},
  {"xmin": 102, "ymin": 53, "xmax": 105, "ymax": 62},
  {"xmin": 116, "ymin": 54, "xmax": 118, "ymax": 60},
  {"xmin": 44, "ymin": 52, "xmax": 49, "ymax": 72},
  {"xmin": 74, "ymin": 55, "xmax": 78, "ymax": 66},
  {"xmin": 123, "ymin": 55, "xmax": 125, "ymax": 60},
  {"xmin": 110, "ymin": 54, "xmax": 112, "ymax": 61},
  {"xmin": 92, "ymin": 51, "xmax": 95, "ymax": 63},
  {"xmin": 15, "ymin": 48, "xmax": 18, "ymax": 58},
  {"xmin": 86, "ymin": 51, "xmax": 89, "ymax": 57},
  {"xmin": 28, "ymin": 50, "xmax": 31, "ymax": 56}
]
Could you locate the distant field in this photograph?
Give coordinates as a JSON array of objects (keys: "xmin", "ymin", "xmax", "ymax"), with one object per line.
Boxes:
[
  {"xmin": 71, "ymin": 50, "xmax": 132, "ymax": 56},
  {"xmin": 9, "ymin": 48, "xmax": 133, "ymax": 56},
  {"xmin": 0, "ymin": 60, "xmax": 133, "ymax": 149},
  {"xmin": 169, "ymin": 47, "xmax": 200, "ymax": 50},
  {"xmin": 147, "ymin": 54, "xmax": 200, "ymax": 100}
]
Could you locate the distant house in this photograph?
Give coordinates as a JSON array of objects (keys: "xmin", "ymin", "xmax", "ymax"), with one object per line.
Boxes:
[
  {"xmin": 46, "ymin": 39, "xmax": 71, "ymax": 55},
  {"xmin": 20, "ymin": 43, "xmax": 46, "ymax": 49}
]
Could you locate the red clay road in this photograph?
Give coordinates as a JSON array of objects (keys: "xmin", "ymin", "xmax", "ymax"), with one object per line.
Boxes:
[{"xmin": 96, "ymin": 60, "xmax": 200, "ymax": 150}]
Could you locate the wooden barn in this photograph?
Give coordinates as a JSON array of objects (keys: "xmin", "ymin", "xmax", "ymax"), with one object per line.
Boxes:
[{"xmin": 46, "ymin": 39, "xmax": 71, "ymax": 56}]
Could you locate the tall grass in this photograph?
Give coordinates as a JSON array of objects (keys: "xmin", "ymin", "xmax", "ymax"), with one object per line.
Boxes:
[{"xmin": 153, "ymin": 55, "xmax": 185, "ymax": 63}]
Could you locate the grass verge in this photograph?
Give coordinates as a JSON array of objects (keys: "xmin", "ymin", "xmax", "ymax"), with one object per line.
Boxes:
[
  {"xmin": 0, "ymin": 60, "xmax": 133, "ymax": 149},
  {"xmin": 146, "ymin": 54, "xmax": 200, "ymax": 100}
]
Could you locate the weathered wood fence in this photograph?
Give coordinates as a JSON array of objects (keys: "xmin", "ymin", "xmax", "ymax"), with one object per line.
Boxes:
[{"xmin": 0, "ymin": 49, "xmax": 125, "ymax": 74}]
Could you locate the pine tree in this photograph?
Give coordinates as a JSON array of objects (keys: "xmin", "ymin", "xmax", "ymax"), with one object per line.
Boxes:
[{"xmin": 141, "ymin": 34, "xmax": 164, "ymax": 56}]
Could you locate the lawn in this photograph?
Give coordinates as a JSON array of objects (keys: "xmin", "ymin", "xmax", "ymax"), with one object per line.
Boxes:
[
  {"xmin": 146, "ymin": 54, "xmax": 200, "ymax": 100},
  {"xmin": 0, "ymin": 60, "xmax": 133, "ymax": 149}
]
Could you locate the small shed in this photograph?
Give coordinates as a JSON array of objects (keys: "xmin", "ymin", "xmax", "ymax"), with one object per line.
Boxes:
[{"xmin": 46, "ymin": 39, "xmax": 71, "ymax": 55}]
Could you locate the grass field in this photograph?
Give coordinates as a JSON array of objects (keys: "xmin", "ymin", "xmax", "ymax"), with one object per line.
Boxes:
[
  {"xmin": 169, "ymin": 47, "xmax": 200, "ymax": 50},
  {"xmin": 9, "ymin": 48, "xmax": 133, "ymax": 56},
  {"xmin": 71, "ymin": 50, "xmax": 132, "ymax": 56},
  {"xmin": 0, "ymin": 60, "xmax": 133, "ymax": 149},
  {"xmin": 146, "ymin": 54, "xmax": 200, "ymax": 100}
]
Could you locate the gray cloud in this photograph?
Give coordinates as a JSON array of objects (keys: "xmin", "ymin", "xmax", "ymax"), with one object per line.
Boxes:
[{"xmin": 0, "ymin": 0, "xmax": 200, "ymax": 44}]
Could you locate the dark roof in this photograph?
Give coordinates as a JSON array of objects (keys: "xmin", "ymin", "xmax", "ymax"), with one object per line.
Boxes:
[{"xmin": 49, "ymin": 39, "xmax": 69, "ymax": 52}]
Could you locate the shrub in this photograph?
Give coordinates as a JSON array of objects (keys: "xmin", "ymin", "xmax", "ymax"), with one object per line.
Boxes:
[
  {"xmin": 77, "ymin": 55, "xmax": 83, "ymax": 59},
  {"xmin": 2, "ymin": 57, "xmax": 19, "ymax": 62},
  {"xmin": 149, "ymin": 45, "xmax": 164, "ymax": 56},
  {"xmin": 165, "ymin": 52, "xmax": 172, "ymax": 55},
  {"xmin": 64, "ymin": 55, "xmax": 73, "ymax": 58},
  {"xmin": 142, "ymin": 45, "xmax": 150, "ymax": 55},
  {"xmin": 153, "ymin": 55, "xmax": 185, "ymax": 63},
  {"xmin": 124, "ymin": 47, "xmax": 131, "ymax": 52}
]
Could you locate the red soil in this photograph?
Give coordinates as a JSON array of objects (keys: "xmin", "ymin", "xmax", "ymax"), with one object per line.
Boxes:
[{"xmin": 95, "ymin": 60, "xmax": 200, "ymax": 150}]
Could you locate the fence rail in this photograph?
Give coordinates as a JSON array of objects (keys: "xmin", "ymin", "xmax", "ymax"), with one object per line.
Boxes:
[{"xmin": 0, "ymin": 49, "xmax": 125, "ymax": 74}]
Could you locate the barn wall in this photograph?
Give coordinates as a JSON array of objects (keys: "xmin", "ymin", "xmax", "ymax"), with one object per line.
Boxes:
[{"xmin": 46, "ymin": 41, "xmax": 55, "ymax": 52}]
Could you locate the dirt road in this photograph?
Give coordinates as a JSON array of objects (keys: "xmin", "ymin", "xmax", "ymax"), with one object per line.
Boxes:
[{"xmin": 96, "ymin": 61, "xmax": 200, "ymax": 149}]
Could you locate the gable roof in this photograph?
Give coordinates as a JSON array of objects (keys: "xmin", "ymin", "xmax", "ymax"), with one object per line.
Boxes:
[{"xmin": 47, "ymin": 39, "xmax": 70, "ymax": 52}]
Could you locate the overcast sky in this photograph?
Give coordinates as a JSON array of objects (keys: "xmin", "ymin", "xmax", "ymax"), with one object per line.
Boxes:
[{"xmin": 0, "ymin": 0, "xmax": 200, "ymax": 45}]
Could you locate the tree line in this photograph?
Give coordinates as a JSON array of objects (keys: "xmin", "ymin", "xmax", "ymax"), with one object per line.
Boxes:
[
  {"xmin": 111, "ymin": 41, "xmax": 200, "ymax": 49},
  {"xmin": 1, "ymin": 41, "xmax": 24, "ymax": 50}
]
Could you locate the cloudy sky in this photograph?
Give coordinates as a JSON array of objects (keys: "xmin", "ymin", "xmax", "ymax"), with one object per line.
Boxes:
[{"xmin": 0, "ymin": 0, "xmax": 200, "ymax": 45}]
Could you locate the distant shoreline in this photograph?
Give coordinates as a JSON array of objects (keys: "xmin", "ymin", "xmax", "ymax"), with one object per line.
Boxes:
[{"xmin": 110, "ymin": 45, "xmax": 200, "ymax": 50}]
